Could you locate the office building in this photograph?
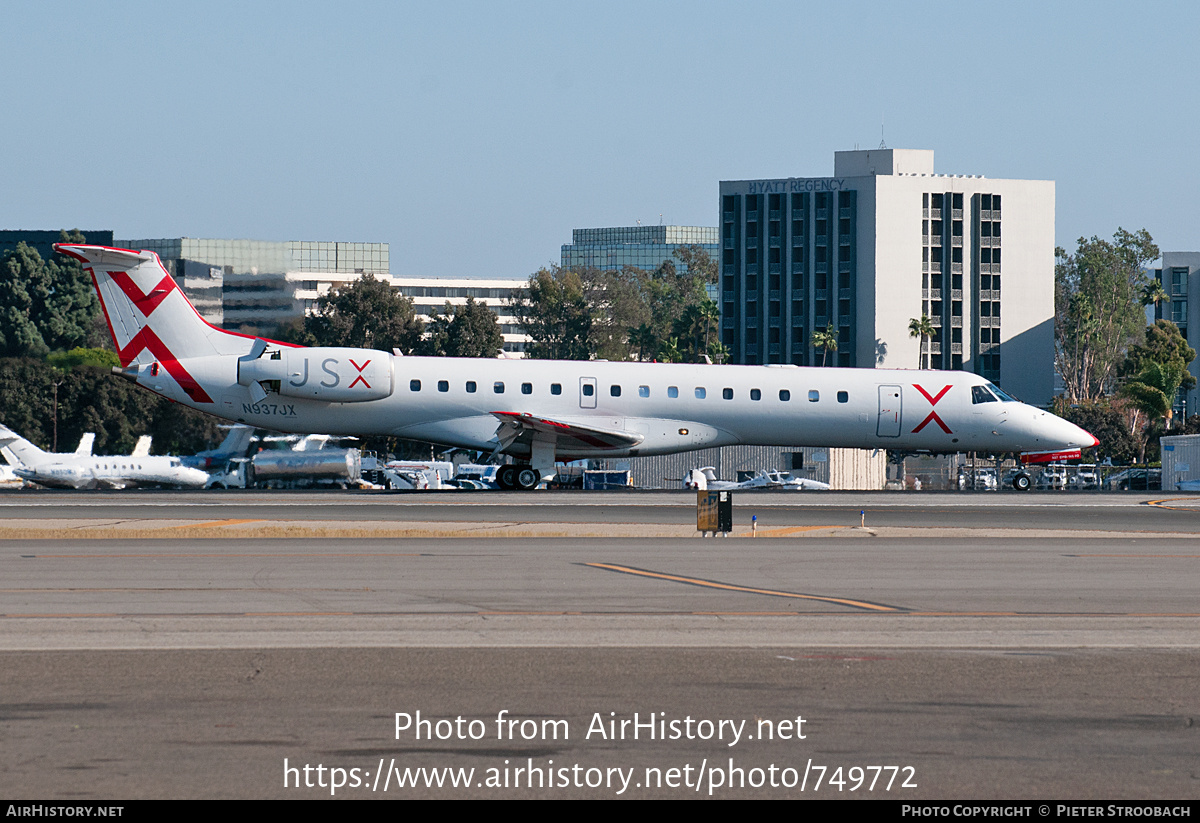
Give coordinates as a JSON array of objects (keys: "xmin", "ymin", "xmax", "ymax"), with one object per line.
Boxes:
[
  {"xmin": 719, "ymin": 149, "xmax": 1055, "ymax": 404},
  {"xmin": 561, "ymin": 225, "xmax": 718, "ymax": 274},
  {"xmin": 393, "ymin": 277, "xmax": 532, "ymax": 356},
  {"xmin": 1153, "ymin": 252, "xmax": 1198, "ymax": 415}
]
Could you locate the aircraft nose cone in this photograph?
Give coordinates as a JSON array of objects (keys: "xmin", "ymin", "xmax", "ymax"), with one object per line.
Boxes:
[{"xmin": 1054, "ymin": 416, "xmax": 1098, "ymax": 449}]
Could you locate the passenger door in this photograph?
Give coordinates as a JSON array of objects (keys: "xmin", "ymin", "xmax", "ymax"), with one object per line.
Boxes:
[{"xmin": 877, "ymin": 385, "xmax": 902, "ymax": 437}]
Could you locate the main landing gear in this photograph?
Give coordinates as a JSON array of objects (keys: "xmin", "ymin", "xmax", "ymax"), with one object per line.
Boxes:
[
  {"xmin": 1012, "ymin": 472, "xmax": 1031, "ymax": 491},
  {"xmin": 496, "ymin": 464, "xmax": 541, "ymax": 491}
]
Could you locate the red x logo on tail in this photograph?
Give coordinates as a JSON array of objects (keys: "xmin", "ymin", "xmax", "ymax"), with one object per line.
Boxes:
[{"xmin": 911, "ymin": 384, "xmax": 952, "ymax": 434}]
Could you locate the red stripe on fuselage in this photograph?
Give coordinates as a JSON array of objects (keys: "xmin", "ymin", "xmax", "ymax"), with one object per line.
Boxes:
[{"xmin": 118, "ymin": 326, "xmax": 213, "ymax": 404}]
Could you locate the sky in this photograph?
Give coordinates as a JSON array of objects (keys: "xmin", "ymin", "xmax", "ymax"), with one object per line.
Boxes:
[{"xmin": 2, "ymin": 0, "xmax": 1196, "ymax": 278}]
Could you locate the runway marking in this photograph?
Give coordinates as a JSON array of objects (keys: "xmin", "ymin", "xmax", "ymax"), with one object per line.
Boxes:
[
  {"xmin": 1063, "ymin": 554, "xmax": 1200, "ymax": 558},
  {"xmin": 172, "ymin": 519, "xmax": 265, "ymax": 529},
  {"xmin": 582, "ymin": 562, "xmax": 903, "ymax": 612},
  {"xmin": 742, "ymin": 525, "xmax": 842, "ymax": 536},
  {"xmin": 1147, "ymin": 498, "xmax": 1200, "ymax": 512},
  {"xmin": 18, "ymin": 552, "xmax": 429, "ymax": 558},
  {"xmin": 0, "ymin": 587, "xmax": 371, "ymax": 593}
]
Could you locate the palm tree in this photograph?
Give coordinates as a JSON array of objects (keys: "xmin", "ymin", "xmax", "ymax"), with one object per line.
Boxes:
[
  {"xmin": 811, "ymin": 324, "xmax": 838, "ymax": 367},
  {"xmin": 1141, "ymin": 281, "xmax": 1171, "ymax": 310},
  {"xmin": 658, "ymin": 336, "xmax": 682, "ymax": 363},
  {"xmin": 699, "ymin": 298, "xmax": 720, "ymax": 356},
  {"xmin": 908, "ymin": 315, "xmax": 936, "ymax": 369},
  {"xmin": 627, "ymin": 323, "xmax": 657, "ymax": 362},
  {"xmin": 1122, "ymin": 361, "xmax": 1186, "ymax": 461}
]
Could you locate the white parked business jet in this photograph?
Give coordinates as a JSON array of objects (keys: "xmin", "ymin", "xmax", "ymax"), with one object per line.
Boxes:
[
  {"xmin": 0, "ymin": 424, "xmax": 210, "ymax": 489},
  {"xmin": 683, "ymin": 467, "xmax": 831, "ymax": 491},
  {"xmin": 56, "ymin": 244, "xmax": 1097, "ymax": 491}
]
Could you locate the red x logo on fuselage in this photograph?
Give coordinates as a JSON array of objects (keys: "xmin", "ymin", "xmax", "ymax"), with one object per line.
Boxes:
[{"xmin": 911, "ymin": 384, "xmax": 953, "ymax": 434}]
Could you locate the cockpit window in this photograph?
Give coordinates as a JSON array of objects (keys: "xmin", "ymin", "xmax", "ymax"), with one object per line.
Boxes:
[
  {"xmin": 971, "ymin": 385, "xmax": 997, "ymax": 404},
  {"xmin": 986, "ymin": 383, "xmax": 1017, "ymax": 402}
]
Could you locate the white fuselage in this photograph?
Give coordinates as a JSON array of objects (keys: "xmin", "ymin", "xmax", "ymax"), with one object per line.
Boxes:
[
  {"xmin": 12, "ymin": 455, "xmax": 209, "ymax": 490},
  {"xmin": 170, "ymin": 354, "xmax": 1093, "ymax": 460}
]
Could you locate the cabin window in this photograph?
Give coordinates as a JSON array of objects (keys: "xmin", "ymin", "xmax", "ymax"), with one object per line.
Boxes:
[
  {"xmin": 437, "ymin": 380, "xmax": 449, "ymax": 392},
  {"xmin": 668, "ymin": 386, "xmax": 679, "ymax": 398},
  {"xmin": 610, "ymin": 385, "xmax": 621, "ymax": 397},
  {"xmin": 750, "ymin": 388, "xmax": 761, "ymax": 401},
  {"xmin": 695, "ymin": 387, "xmax": 706, "ymax": 399},
  {"xmin": 522, "ymin": 382, "xmax": 533, "ymax": 395},
  {"xmin": 410, "ymin": 379, "xmax": 421, "ymax": 392},
  {"xmin": 808, "ymin": 390, "xmax": 819, "ymax": 402},
  {"xmin": 494, "ymin": 382, "xmax": 505, "ymax": 393},
  {"xmin": 722, "ymin": 388, "xmax": 733, "ymax": 400},
  {"xmin": 638, "ymin": 385, "xmax": 649, "ymax": 398},
  {"xmin": 551, "ymin": 383, "xmax": 562, "ymax": 395},
  {"xmin": 837, "ymin": 391, "xmax": 848, "ymax": 403},
  {"xmin": 582, "ymin": 384, "xmax": 594, "ymax": 397},
  {"xmin": 779, "ymin": 389, "xmax": 791, "ymax": 401},
  {"xmin": 466, "ymin": 381, "xmax": 477, "ymax": 393}
]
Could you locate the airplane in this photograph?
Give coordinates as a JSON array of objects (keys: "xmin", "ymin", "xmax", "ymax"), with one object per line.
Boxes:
[
  {"xmin": 55, "ymin": 243, "xmax": 1098, "ymax": 491},
  {"xmin": 0, "ymin": 424, "xmax": 210, "ymax": 489},
  {"xmin": 683, "ymin": 467, "xmax": 831, "ymax": 491},
  {"xmin": 180, "ymin": 424, "xmax": 256, "ymax": 471}
]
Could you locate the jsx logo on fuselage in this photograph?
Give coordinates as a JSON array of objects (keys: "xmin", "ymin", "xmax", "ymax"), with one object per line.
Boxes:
[
  {"xmin": 286, "ymin": 357, "xmax": 372, "ymax": 389},
  {"xmin": 911, "ymin": 384, "xmax": 953, "ymax": 434}
]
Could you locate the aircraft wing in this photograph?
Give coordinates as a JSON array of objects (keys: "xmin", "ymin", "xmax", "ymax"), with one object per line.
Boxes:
[{"xmin": 490, "ymin": 412, "xmax": 644, "ymax": 452}]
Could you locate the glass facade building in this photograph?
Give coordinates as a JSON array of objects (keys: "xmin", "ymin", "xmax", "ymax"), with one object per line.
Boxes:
[
  {"xmin": 116, "ymin": 237, "xmax": 391, "ymax": 332},
  {"xmin": 561, "ymin": 225, "xmax": 718, "ymax": 274}
]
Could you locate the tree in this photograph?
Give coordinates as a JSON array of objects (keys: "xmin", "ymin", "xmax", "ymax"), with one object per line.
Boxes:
[
  {"xmin": 509, "ymin": 248, "xmax": 719, "ymax": 362},
  {"xmin": 627, "ymin": 323, "xmax": 658, "ymax": 362},
  {"xmin": 812, "ymin": 324, "xmax": 838, "ymax": 367},
  {"xmin": 908, "ymin": 315, "xmax": 936, "ymax": 369},
  {"xmin": 673, "ymin": 244, "xmax": 718, "ymax": 285},
  {"xmin": 302, "ymin": 274, "xmax": 424, "ymax": 353},
  {"xmin": 1055, "ymin": 228, "xmax": 1159, "ymax": 402},
  {"xmin": 0, "ymin": 356, "xmax": 222, "ymax": 457},
  {"xmin": 1053, "ymin": 397, "xmax": 1140, "ymax": 465},
  {"xmin": 1141, "ymin": 280, "xmax": 1170, "ymax": 310},
  {"xmin": 1122, "ymin": 361, "xmax": 1186, "ymax": 461},
  {"xmin": 419, "ymin": 297, "xmax": 504, "ymax": 358},
  {"xmin": 0, "ymin": 236, "xmax": 100, "ymax": 357},
  {"xmin": 507, "ymin": 267, "xmax": 593, "ymax": 360},
  {"xmin": 1120, "ymin": 320, "xmax": 1196, "ymax": 393}
]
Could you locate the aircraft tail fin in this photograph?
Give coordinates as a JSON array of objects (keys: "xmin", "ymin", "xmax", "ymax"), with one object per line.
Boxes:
[
  {"xmin": 0, "ymin": 425, "xmax": 50, "ymax": 468},
  {"xmin": 75, "ymin": 432, "xmax": 95, "ymax": 456},
  {"xmin": 54, "ymin": 244, "xmax": 256, "ymax": 371},
  {"xmin": 214, "ymin": 425, "xmax": 254, "ymax": 458},
  {"xmin": 131, "ymin": 435, "xmax": 152, "ymax": 457}
]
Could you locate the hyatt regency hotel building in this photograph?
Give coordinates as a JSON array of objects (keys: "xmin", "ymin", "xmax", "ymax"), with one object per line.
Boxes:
[{"xmin": 719, "ymin": 149, "xmax": 1055, "ymax": 404}]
